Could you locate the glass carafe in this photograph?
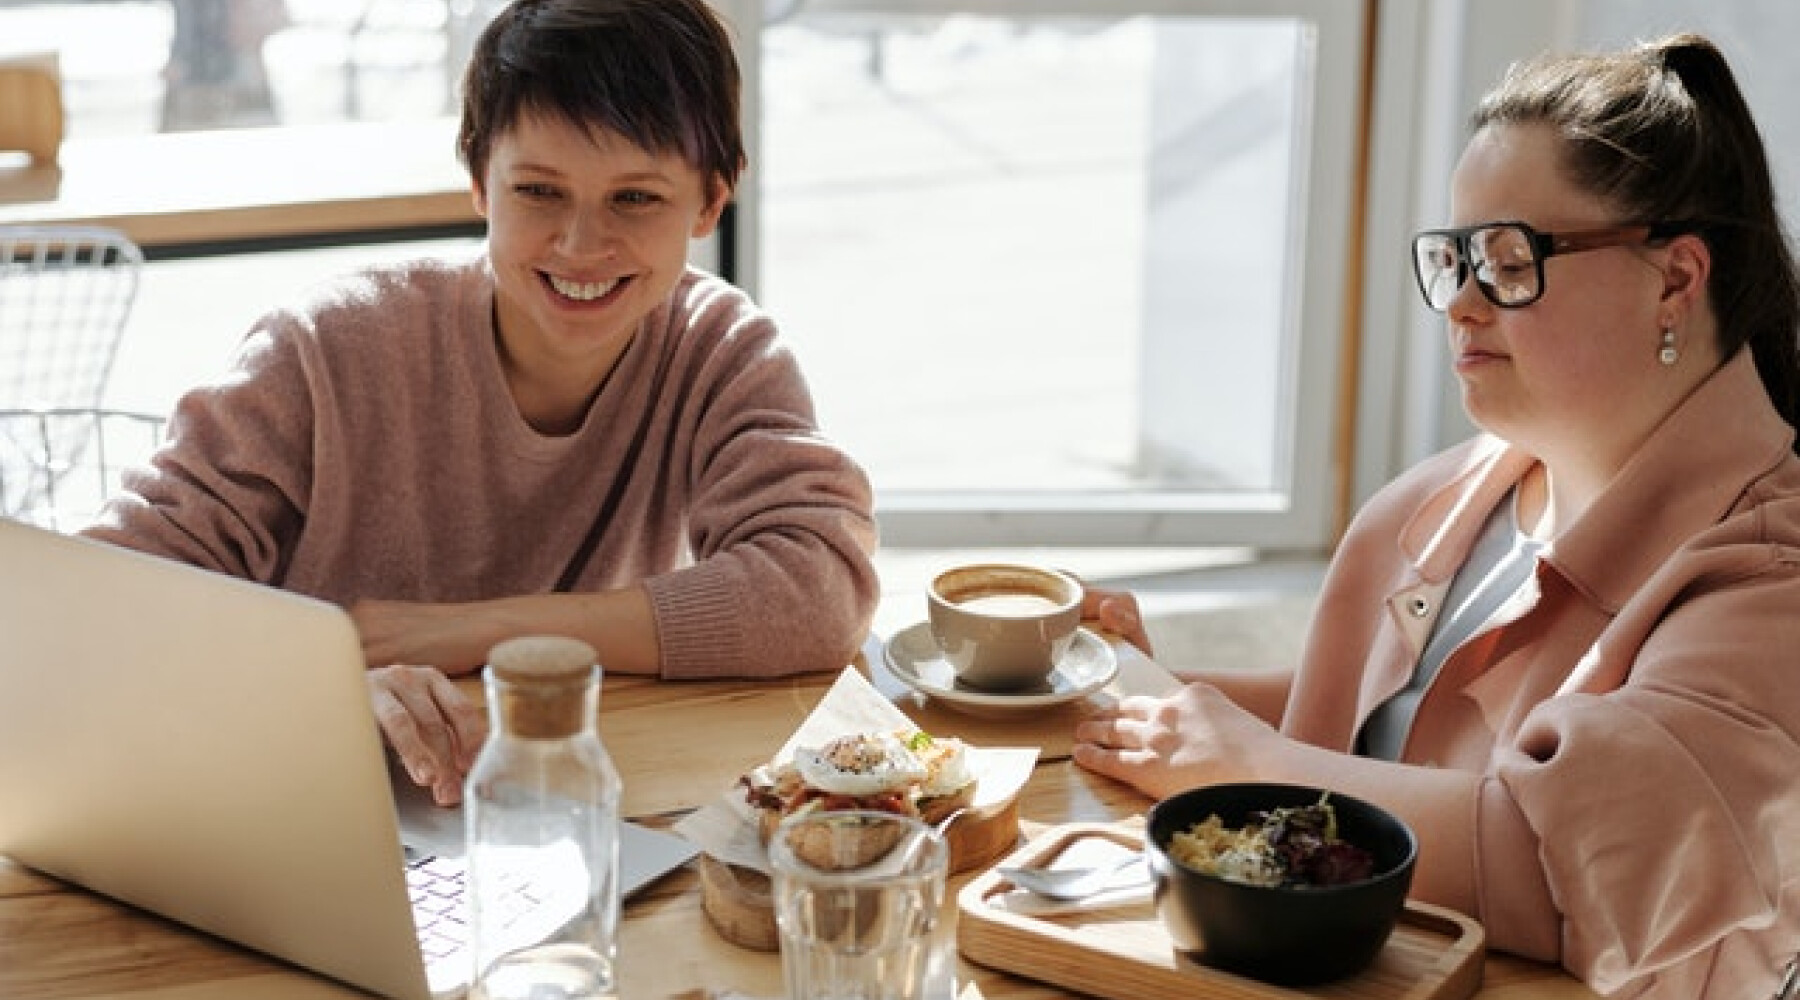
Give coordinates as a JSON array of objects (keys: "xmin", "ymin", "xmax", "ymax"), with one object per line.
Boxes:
[{"xmin": 465, "ymin": 635, "xmax": 621, "ymax": 1000}]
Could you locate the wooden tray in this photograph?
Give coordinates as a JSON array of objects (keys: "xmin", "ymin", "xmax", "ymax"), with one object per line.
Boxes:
[{"xmin": 957, "ymin": 822, "xmax": 1486, "ymax": 1000}]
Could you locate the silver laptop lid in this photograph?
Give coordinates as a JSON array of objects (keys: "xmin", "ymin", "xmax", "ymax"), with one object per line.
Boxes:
[{"xmin": 0, "ymin": 518, "xmax": 434, "ymax": 1000}]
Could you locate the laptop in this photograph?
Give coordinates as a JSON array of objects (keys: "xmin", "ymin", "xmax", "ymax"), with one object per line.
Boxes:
[{"xmin": 0, "ymin": 517, "xmax": 698, "ymax": 999}]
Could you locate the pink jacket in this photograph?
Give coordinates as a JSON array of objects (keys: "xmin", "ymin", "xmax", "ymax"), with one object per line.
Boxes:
[{"xmin": 1286, "ymin": 349, "xmax": 1800, "ymax": 997}]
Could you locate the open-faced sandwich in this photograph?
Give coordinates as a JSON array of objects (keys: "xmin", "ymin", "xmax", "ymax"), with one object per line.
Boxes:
[{"xmin": 738, "ymin": 729, "xmax": 975, "ymax": 866}]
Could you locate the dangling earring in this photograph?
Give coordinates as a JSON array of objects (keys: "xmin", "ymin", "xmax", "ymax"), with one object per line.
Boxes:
[{"xmin": 1659, "ymin": 326, "xmax": 1679, "ymax": 366}]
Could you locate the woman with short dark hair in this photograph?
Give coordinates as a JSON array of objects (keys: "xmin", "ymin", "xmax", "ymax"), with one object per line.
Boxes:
[{"xmin": 88, "ymin": 0, "xmax": 879, "ymax": 808}]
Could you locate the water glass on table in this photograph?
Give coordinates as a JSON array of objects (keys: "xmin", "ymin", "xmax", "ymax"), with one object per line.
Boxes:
[{"xmin": 768, "ymin": 810, "xmax": 954, "ymax": 1000}]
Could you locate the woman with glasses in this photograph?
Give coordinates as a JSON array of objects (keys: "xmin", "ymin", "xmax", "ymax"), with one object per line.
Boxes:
[{"xmin": 1075, "ymin": 33, "xmax": 1800, "ymax": 999}]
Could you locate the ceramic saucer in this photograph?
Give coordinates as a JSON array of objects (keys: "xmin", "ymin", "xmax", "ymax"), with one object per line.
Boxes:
[{"xmin": 882, "ymin": 621, "xmax": 1118, "ymax": 717}]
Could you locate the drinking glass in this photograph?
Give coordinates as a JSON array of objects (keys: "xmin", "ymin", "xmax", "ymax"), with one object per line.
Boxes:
[{"xmin": 768, "ymin": 810, "xmax": 953, "ymax": 1000}]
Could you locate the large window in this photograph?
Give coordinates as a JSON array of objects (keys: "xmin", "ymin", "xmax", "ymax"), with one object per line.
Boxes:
[
  {"xmin": 0, "ymin": 1, "xmax": 489, "ymax": 137},
  {"xmin": 733, "ymin": 0, "xmax": 1370, "ymax": 549},
  {"xmin": 4, "ymin": 0, "xmax": 1371, "ymax": 553}
]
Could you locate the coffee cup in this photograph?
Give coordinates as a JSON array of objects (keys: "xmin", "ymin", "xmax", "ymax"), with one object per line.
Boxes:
[{"xmin": 927, "ymin": 563, "xmax": 1082, "ymax": 691}]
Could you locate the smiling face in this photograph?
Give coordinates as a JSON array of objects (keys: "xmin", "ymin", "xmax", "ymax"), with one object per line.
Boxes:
[
  {"xmin": 1443, "ymin": 121, "xmax": 1714, "ymax": 472},
  {"xmin": 474, "ymin": 110, "xmax": 729, "ymax": 403}
]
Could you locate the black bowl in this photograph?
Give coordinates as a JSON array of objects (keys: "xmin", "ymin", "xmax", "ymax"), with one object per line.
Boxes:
[{"xmin": 1144, "ymin": 782, "xmax": 1418, "ymax": 986}]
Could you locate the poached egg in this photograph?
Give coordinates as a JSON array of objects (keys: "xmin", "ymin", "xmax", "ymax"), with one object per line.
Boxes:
[{"xmin": 793, "ymin": 732, "xmax": 927, "ymax": 797}]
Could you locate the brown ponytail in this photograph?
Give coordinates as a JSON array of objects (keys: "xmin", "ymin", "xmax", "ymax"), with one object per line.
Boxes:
[{"xmin": 1473, "ymin": 34, "xmax": 1800, "ymax": 451}]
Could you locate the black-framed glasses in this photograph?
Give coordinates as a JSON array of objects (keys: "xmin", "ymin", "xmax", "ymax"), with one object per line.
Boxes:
[{"xmin": 1411, "ymin": 219, "xmax": 1687, "ymax": 312}]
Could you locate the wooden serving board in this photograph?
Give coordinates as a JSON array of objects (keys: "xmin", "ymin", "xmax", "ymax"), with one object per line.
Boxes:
[{"xmin": 958, "ymin": 823, "xmax": 1486, "ymax": 1000}]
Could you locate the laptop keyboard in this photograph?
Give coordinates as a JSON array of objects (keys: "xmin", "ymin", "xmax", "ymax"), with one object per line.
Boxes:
[
  {"xmin": 405, "ymin": 851, "xmax": 558, "ymax": 964},
  {"xmin": 406, "ymin": 853, "xmax": 473, "ymax": 962}
]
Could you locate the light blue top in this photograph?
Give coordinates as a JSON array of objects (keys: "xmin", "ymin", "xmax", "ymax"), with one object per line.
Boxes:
[{"xmin": 1359, "ymin": 488, "xmax": 1547, "ymax": 761}]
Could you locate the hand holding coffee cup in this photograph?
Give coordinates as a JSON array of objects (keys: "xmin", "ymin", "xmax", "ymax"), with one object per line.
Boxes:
[{"xmin": 927, "ymin": 564, "xmax": 1082, "ymax": 691}]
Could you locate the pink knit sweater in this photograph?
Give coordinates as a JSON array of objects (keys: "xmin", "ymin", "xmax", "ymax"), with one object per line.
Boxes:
[{"xmin": 85, "ymin": 257, "xmax": 879, "ymax": 679}]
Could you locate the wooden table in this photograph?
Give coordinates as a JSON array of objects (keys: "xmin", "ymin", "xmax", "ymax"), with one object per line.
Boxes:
[
  {"xmin": 0, "ymin": 639, "xmax": 1599, "ymax": 999},
  {"xmin": 0, "ymin": 118, "xmax": 483, "ymax": 260}
]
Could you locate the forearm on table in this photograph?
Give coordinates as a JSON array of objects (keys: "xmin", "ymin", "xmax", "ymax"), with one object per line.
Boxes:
[
  {"xmin": 399, "ymin": 588, "xmax": 660, "ymax": 678},
  {"xmin": 487, "ymin": 589, "xmax": 661, "ymax": 676},
  {"xmin": 1259, "ymin": 737, "xmax": 1484, "ymax": 916}
]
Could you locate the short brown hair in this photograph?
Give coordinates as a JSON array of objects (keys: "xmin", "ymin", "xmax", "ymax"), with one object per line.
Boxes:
[{"xmin": 457, "ymin": 0, "xmax": 746, "ymax": 197}]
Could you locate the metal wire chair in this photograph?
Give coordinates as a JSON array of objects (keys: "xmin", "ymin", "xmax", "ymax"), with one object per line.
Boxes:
[{"xmin": 0, "ymin": 225, "xmax": 165, "ymax": 529}]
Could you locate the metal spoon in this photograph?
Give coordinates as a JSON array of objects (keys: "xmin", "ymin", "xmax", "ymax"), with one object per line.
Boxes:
[{"xmin": 998, "ymin": 854, "xmax": 1147, "ymax": 901}]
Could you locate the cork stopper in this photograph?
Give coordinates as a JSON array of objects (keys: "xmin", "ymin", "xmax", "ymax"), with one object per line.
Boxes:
[{"xmin": 487, "ymin": 635, "xmax": 598, "ymax": 739}]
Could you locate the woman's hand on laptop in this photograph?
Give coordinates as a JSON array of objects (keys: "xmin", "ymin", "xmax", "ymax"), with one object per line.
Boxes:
[{"xmin": 367, "ymin": 665, "xmax": 488, "ymax": 806}]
